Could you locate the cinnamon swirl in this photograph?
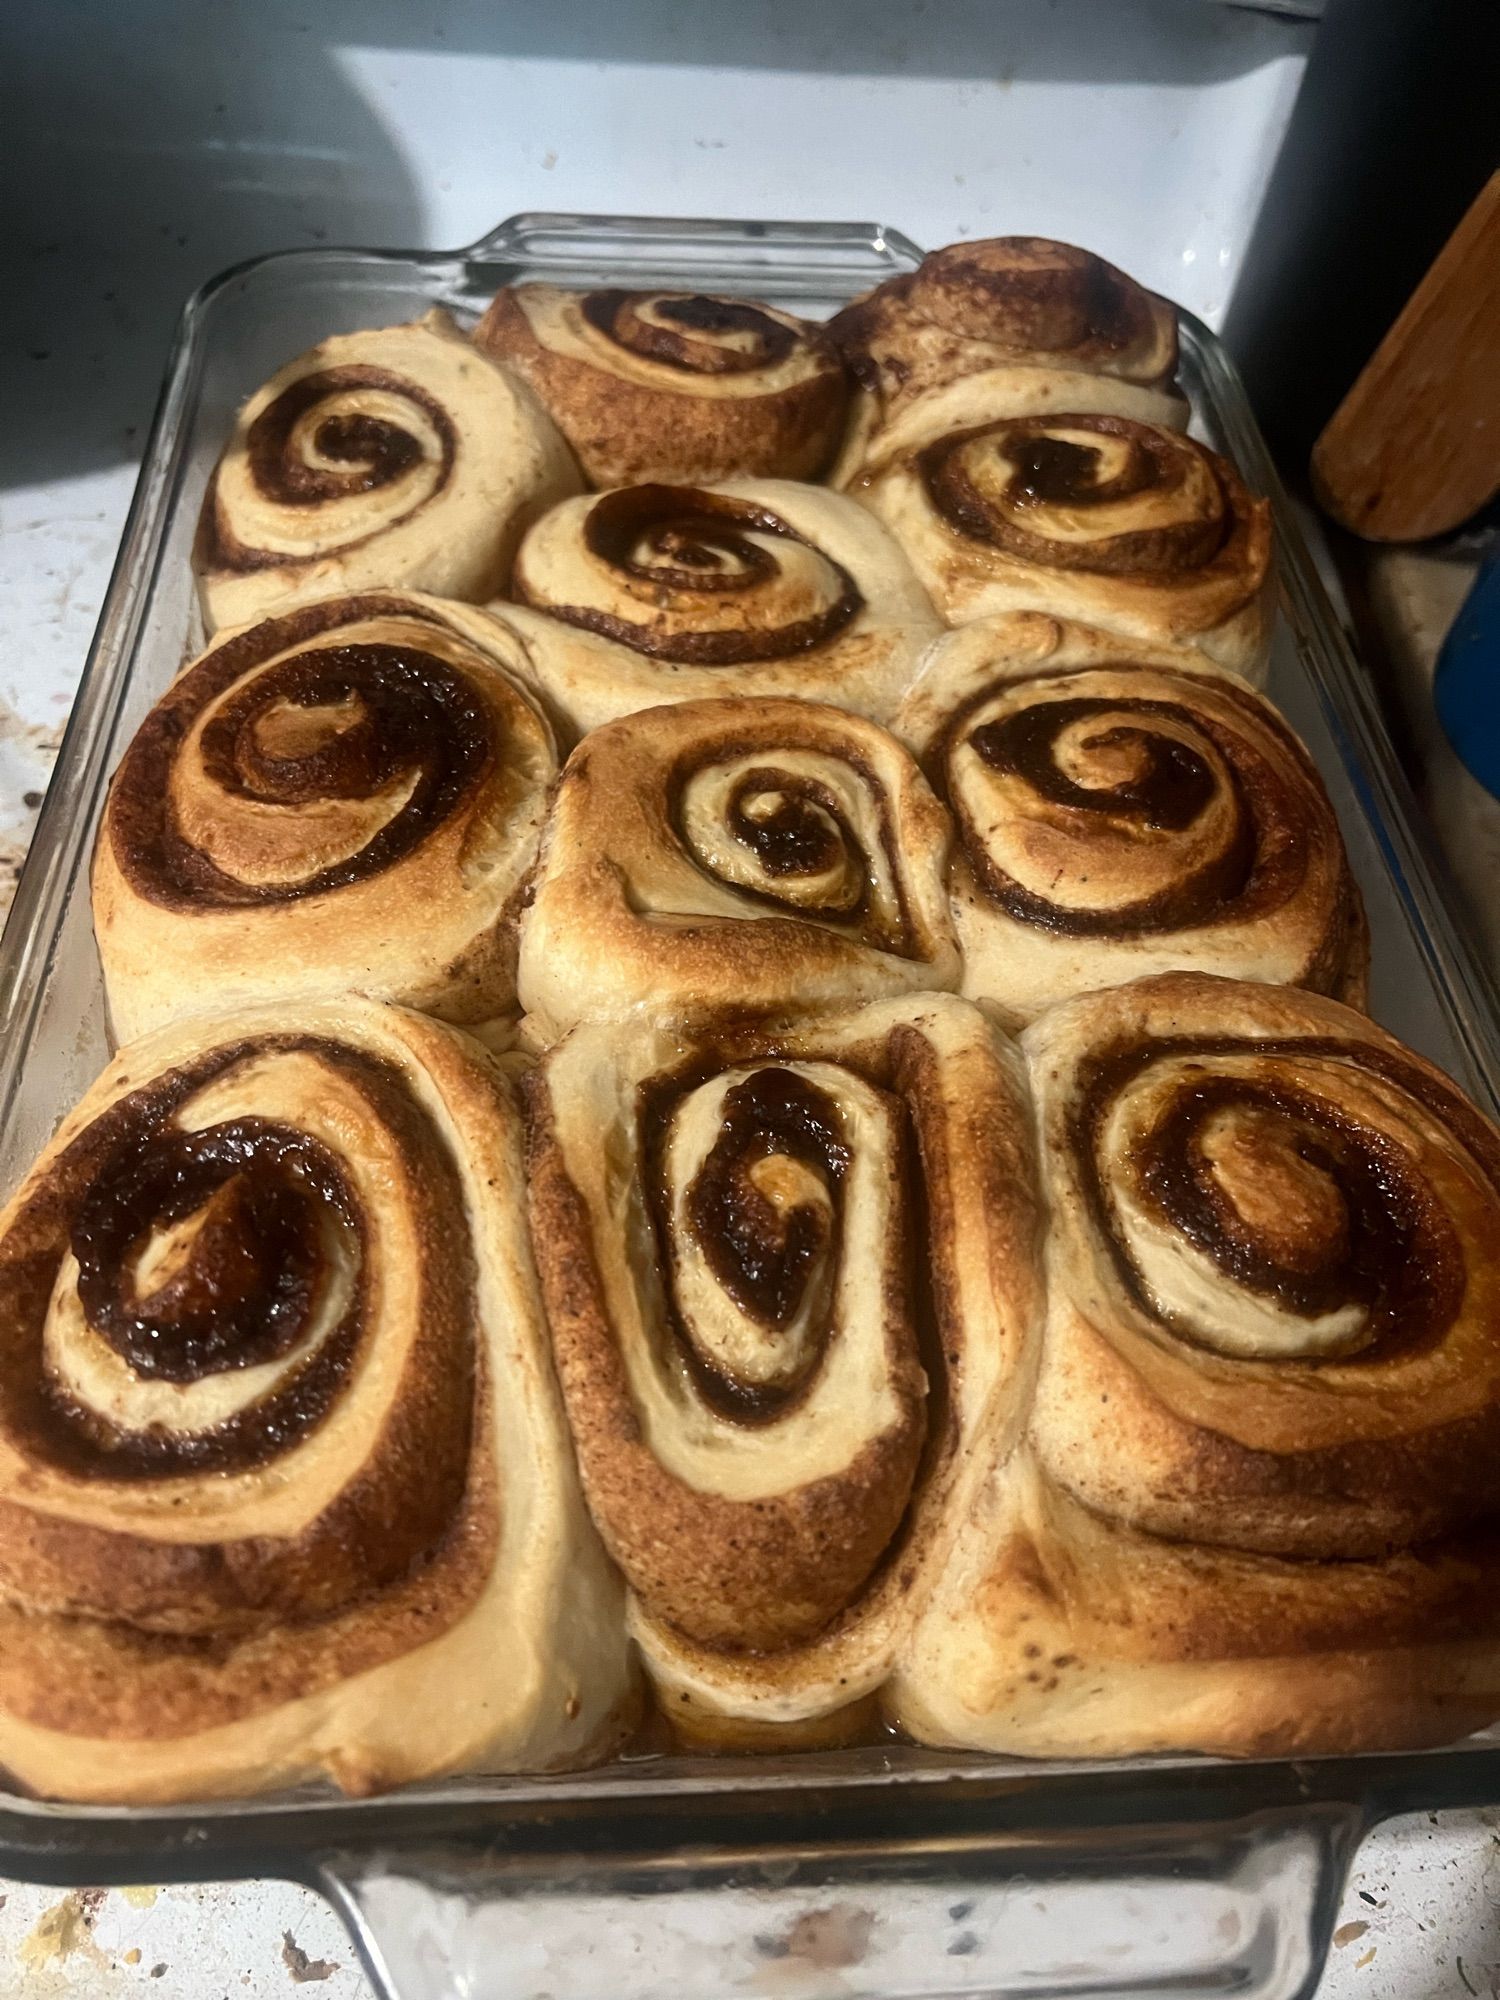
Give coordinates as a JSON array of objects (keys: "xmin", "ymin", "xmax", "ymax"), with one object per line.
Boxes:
[
  {"xmin": 858, "ymin": 412, "xmax": 1273, "ymax": 677},
  {"xmin": 829, "ymin": 237, "xmax": 1185, "ymax": 483},
  {"xmin": 502, "ymin": 478, "xmax": 941, "ymax": 733},
  {"xmin": 93, "ymin": 592, "xmax": 559, "ymax": 1041},
  {"xmin": 195, "ymin": 309, "xmax": 580, "ymax": 633},
  {"xmin": 474, "ymin": 285, "xmax": 847, "ymax": 488},
  {"xmin": 895, "ymin": 615, "xmax": 1365, "ymax": 1022},
  {"xmin": 525, "ymin": 992, "xmax": 1040, "ymax": 1743},
  {"xmin": 0, "ymin": 1000, "xmax": 631, "ymax": 1801},
  {"xmin": 516, "ymin": 697, "xmax": 959, "ymax": 1043},
  {"xmin": 896, "ymin": 974, "xmax": 1500, "ymax": 1757}
]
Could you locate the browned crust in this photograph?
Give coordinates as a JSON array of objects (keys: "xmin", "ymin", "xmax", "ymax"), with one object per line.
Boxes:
[
  {"xmin": 92, "ymin": 591, "xmax": 556, "ymax": 1032},
  {"xmin": 514, "ymin": 485, "xmax": 863, "ymax": 666},
  {"xmin": 1025, "ymin": 972, "xmax": 1500, "ymax": 1560},
  {"xmin": 919, "ymin": 417, "xmax": 1238, "ymax": 574},
  {"xmin": 525, "ymin": 995, "xmax": 1041, "ymax": 1726},
  {"xmin": 886, "ymin": 1019, "xmax": 1042, "ymax": 1469},
  {"xmin": 916, "ymin": 1460, "xmax": 1500, "ymax": 1758},
  {"xmin": 0, "ymin": 1018, "xmax": 512, "ymax": 1748},
  {"xmin": 103, "ymin": 595, "xmax": 496, "ymax": 912},
  {"xmin": 524, "ymin": 1067, "xmax": 925, "ymax": 1652},
  {"xmin": 518, "ymin": 698, "xmax": 959, "ymax": 1034},
  {"xmin": 935, "ymin": 662, "xmax": 1359, "ymax": 966},
  {"xmin": 475, "ymin": 288, "xmax": 848, "ymax": 488},
  {"xmin": 918, "ymin": 420, "xmax": 1272, "ymax": 618},
  {"xmin": 1037, "ymin": 1317, "xmax": 1500, "ymax": 1557},
  {"xmin": 828, "ymin": 238, "xmax": 1180, "ymax": 428},
  {"xmin": 861, "ymin": 418, "xmax": 1271, "ymax": 669},
  {"xmin": 0, "ymin": 1390, "xmax": 499, "ymax": 1752}
]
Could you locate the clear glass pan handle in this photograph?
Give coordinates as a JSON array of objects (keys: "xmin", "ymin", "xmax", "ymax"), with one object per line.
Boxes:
[
  {"xmin": 317, "ymin": 1800, "xmax": 1364, "ymax": 2000},
  {"xmin": 463, "ymin": 209, "xmax": 926, "ymax": 265},
  {"xmin": 449, "ymin": 211, "xmax": 925, "ymax": 302}
]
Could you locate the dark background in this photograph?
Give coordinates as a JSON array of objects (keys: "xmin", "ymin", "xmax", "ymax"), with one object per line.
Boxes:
[{"xmin": 1226, "ymin": 0, "xmax": 1500, "ymax": 466}]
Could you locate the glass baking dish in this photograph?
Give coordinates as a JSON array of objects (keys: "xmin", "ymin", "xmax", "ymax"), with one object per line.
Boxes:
[{"xmin": 3, "ymin": 212, "xmax": 1499, "ymax": 2000}]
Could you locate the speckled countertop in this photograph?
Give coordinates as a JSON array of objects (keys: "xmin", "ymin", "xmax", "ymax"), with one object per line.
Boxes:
[
  {"xmin": 3, "ymin": 1807, "xmax": 1500, "ymax": 1998},
  {"xmin": 0, "ymin": 1880, "xmax": 358, "ymax": 1999}
]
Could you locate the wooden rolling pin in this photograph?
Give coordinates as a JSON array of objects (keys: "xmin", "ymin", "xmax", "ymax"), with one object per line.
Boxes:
[{"xmin": 1312, "ymin": 170, "xmax": 1500, "ymax": 542}]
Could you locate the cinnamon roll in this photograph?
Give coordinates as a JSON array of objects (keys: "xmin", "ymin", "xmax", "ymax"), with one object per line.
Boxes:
[
  {"xmin": 0, "ymin": 1000, "xmax": 631, "ymax": 1802},
  {"xmin": 896, "ymin": 974, "xmax": 1500, "ymax": 1758},
  {"xmin": 195, "ymin": 309, "xmax": 580, "ymax": 633},
  {"xmin": 895, "ymin": 615, "xmax": 1366, "ymax": 1023},
  {"xmin": 525, "ymin": 992, "xmax": 1040, "ymax": 1743},
  {"xmin": 857, "ymin": 412, "xmax": 1273, "ymax": 677},
  {"xmin": 829, "ymin": 237, "xmax": 1185, "ymax": 483},
  {"xmin": 93, "ymin": 592, "xmax": 559, "ymax": 1041},
  {"xmin": 473, "ymin": 284, "xmax": 847, "ymax": 488},
  {"xmin": 517, "ymin": 698, "xmax": 959, "ymax": 1044},
  {"xmin": 502, "ymin": 478, "xmax": 941, "ymax": 733}
]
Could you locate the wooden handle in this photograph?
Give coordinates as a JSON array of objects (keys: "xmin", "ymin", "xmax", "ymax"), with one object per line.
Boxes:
[{"xmin": 1312, "ymin": 172, "xmax": 1500, "ymax": 542}]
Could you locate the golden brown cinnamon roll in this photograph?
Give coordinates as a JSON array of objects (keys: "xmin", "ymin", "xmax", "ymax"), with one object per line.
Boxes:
[
  {"xmin": 502, "ymin": 478, "xmax": 941, "ymax": 733},
  {"xmin": 473, "ymin": 284, "xmax": 847, "ymax": 488},
  {"xmin": 195, "ymin": 309, "xmax": 579, "ymax": 633},
  {"xmin": 829, "ymin": 237, "xmax": 1185, "ymax": 482},
  {"xmin": 0, "ymin": 1000, "xmax": 631, "ymax": 1801},
  {"xmin": 526, "ymin": 993, "xmax": 1040, "ymax": 1744},
  {"xmin": 896, "ymin": 974, "xmax": 1500, "ymax": 1758},
  {"xmin": 895, "ymin": 615, "xmax": 1365, "ymax": 1023},
  {"xmin": 517, "ymin": 697, "xmax": 959, "ymax": 1044},
  {"xmin": 93, "ymin": 592, "xmax": 559, "ymax": 1042},
  {"xmin": 858, "ymin": 412, "xmax": 1273, "ymax": 677}
]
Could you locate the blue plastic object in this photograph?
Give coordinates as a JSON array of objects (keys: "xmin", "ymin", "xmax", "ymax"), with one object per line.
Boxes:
[{"xmin": 1435, "ymin": 556, "xmax": 1500, "ymax": 798}]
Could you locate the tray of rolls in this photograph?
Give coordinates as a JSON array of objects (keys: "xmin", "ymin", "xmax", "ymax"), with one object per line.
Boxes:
[{"xmin": 2, "ymin": 211, "xmax": 1500, "ymax": 1995}]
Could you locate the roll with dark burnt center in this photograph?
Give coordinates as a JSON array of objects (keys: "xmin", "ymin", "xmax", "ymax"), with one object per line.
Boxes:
[
  {"xmin": 525, "ymin": 992, "xmax": 1040, "ymax": 1744},
  {"xmin": 0, "ymin": 999, "xmax": 631, "ymax": 1801},
  {"xmin": 474, "ymin": 284, "xmax": 848, "ymax": 488}
]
